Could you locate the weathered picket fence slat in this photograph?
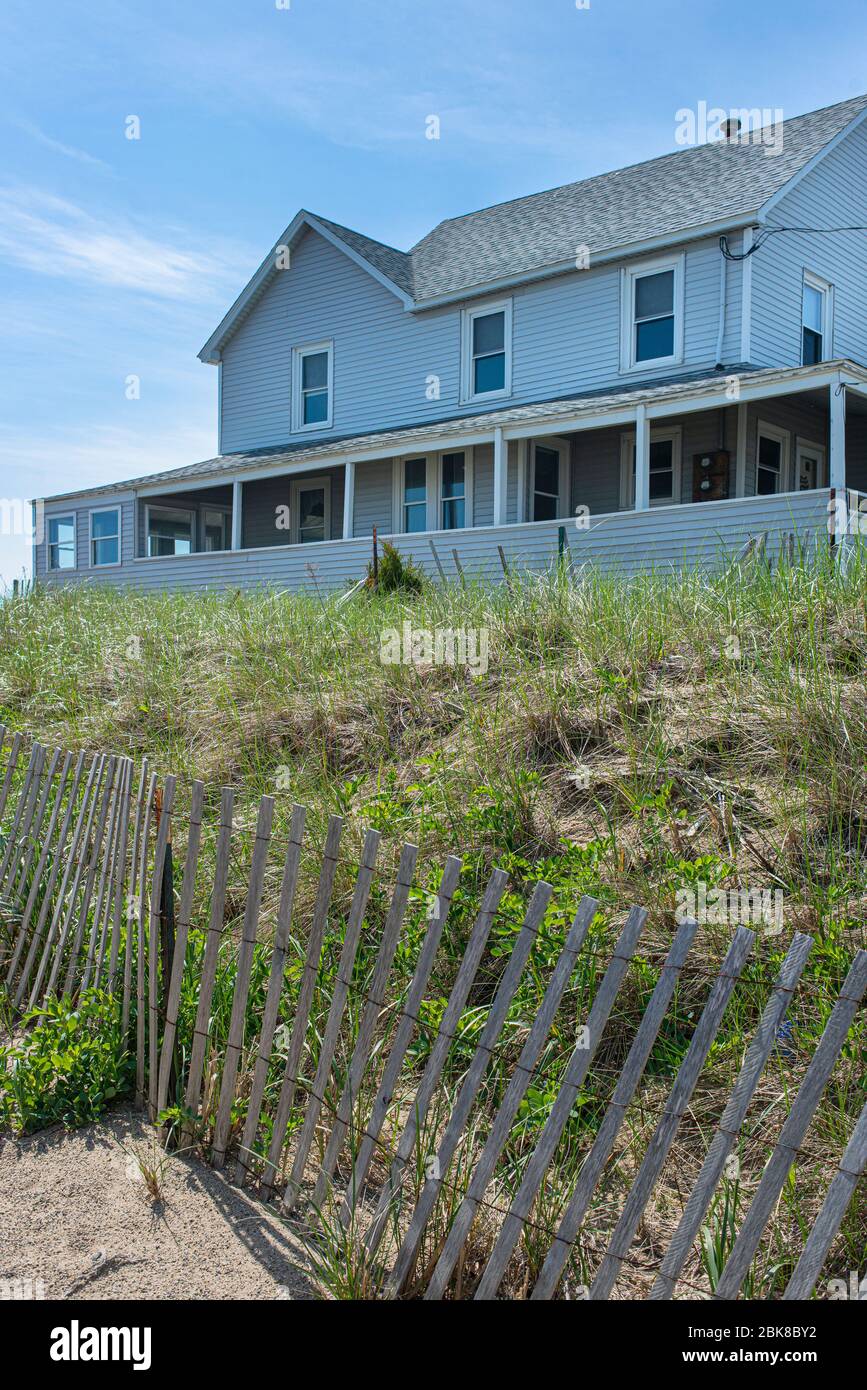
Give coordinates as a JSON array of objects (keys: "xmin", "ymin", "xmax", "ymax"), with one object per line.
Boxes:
[{"xmin": 0, "ymin": 731, "xmax": 864, "ymax": 1302}]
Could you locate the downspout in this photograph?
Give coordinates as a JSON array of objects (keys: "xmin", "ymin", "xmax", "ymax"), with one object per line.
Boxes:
[{"xmin": 714, "ymin": 249, "xmax": 727, "ymax": 368}]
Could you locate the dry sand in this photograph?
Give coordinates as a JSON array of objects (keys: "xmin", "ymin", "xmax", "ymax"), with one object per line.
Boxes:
[{"xmin": 0, "ymin": 1107, "xmax": 316, "ymax": 1300}]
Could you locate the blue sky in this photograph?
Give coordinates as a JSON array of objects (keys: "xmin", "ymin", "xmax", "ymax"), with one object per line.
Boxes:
[{"xmin": 1, "ymin": 0, "xmax": 866, "ymax": 585}]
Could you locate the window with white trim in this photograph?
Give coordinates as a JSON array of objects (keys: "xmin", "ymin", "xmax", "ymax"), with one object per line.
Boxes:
[
  {"xmin": 291, "ymin": 341, "xmax": 333, "ymax": 431},
  {"xmin": 802, "ymin": 271, "xmax": 832, "ymax": 365},
  {"xmin": 47, "ymin": 514, "xmax": 76, "ymax": 571},
  {"xmin": 619, "ymin": 429, "xmax": 682, "ymax": 508},
  {"xmin": 290, "ymin": 475, "xmax": 331, "ymax": 544},
  {"xmin": 621, "ymin": 255, "xmax": 684, "ymax": 371},
  {"xmin": 439, "ymin": 451, "xmax": 468, "ymax": 529},
  {"xmin": 202, "ymin": 508, "xmax": 229, "ymax": 552},
  {"xmin": 755, "ymin": 422, "xmax": 790, "ymax": 496},
  {"xmin": 461, "ymin": 301, "xmax": 512, "ymax": 402},
  {"xmin": 89, "ymin": 507, "xmax": 121, "ymax": 567},
  {"xmin": 794, "ymin": 438, "xmax": 826, "ymax": 491},
  {"xmin": 401, "ymin": 457, "xmax": 428, "ymax": 533},
  {"xmin": 530, "ymin": 439, "xmax": 569, "ymax": 521},
  {"xmin": 146, "ymin": 505, "xmax": 194, "ymax": 557}
]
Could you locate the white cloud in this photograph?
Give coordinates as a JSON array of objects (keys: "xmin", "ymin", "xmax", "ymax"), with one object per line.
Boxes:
[
  {"xmin": 0, "ymin": 187, "xmax": 248, "ymax": 301},
  {"xmin": 15, "ymin": 119, "xmax": 114, "ymax": 172}
]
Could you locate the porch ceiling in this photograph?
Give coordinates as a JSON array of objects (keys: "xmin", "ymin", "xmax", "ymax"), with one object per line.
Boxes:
[{"xmin": 38, "ymin": 359, "xmax": 867, "ymax": 505}]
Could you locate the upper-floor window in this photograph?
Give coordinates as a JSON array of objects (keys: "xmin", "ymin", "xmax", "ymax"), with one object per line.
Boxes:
[
  {"xmin": 89, "ymin": 506, "xmax": 121, "ymax": 567},
  {"xmin": 802, "ymin": 271, "xmax": 832, "ymax": 365},
  {"xmin": 146, "ymin": 505, "xmax": 194, "ymax": 557},
  {"xmin": 48, "ymin": 514, "xmax": 76, "ymax": 570},
  {"xmin": 461, "ymin": 301, "xmax": 512, "ymax": 402},
  {"xmin": 621, "ymin": 254, "xmax": 684, "ymax": 372},
  {"xmin": 292, "ymin": 341, "xmax": 333, "ymax": 431}
]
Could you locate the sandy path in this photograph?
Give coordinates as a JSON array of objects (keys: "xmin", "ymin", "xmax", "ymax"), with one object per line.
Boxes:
[{"xmin": 0, "ymin": 1108, "xmax": 316, "ymax": 1300}]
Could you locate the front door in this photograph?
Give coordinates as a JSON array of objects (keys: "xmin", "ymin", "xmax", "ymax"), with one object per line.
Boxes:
[
  {"xmin": 291, "ymin": 476, "xmax": 331, "ymax": 544},
  {"xmin": 794, "ymin": 441, "xmax": 826, "ymax": 491}
]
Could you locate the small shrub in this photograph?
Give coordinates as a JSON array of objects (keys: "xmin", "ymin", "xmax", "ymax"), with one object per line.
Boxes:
[
  {"xmin": 0, "ymin": 988, "xmax": 134, "ymax": 1134},
  {"xmin": 367, "ymin": 541, "xmax": 425, "ymax": 594}
]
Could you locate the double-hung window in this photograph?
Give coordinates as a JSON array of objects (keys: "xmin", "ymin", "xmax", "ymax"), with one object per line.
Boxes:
[
  {"xmin": 440, "ymin": 452, "xmax": 467, "ymax": 529},
  {"xmin": 146, "ymin": 505, "xmax": 194, "ymax": 557},
  {"xmin": 292, "ymin": 341, "xmax": 333, "ymax": 431},
  {"xmin": 402, "ymin": 458, "xmax": 428, "ymax": 533},
  {"xmin": 461, "ymin": 301, "xmax": 512, "ymax": 402},
  {"xmin": 621, "ymin": 255, "xmax": 684, "ymax": 371},
  {"xmin": 202, "ymin": 509, "xmax": 229, "ymax": 552},
  {"xmin": 48, "ymin": 515, "xmax": 76, "ymax": 571},
  {"xmin": 755, "ymin": 422, "xmax": 790, "ymax": 496},
  {"xmin": 529, "ymin": 439, "xmax": 569, "ymax": 521},
  {"xmin": 619, "ymin": 429, "xmax": 682, "ymax": 508},
  {"xmin": 802, "ymin": 271, "xmax": 832, "ymax": 365},
  {"xmin": 89, "ymin": 507, "xmax": 121, "ymax": 567}
]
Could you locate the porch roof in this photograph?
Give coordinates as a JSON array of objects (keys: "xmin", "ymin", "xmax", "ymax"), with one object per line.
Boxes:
[{"xmin": 38, "ymin": 359, "xmax": 867, "ymax": 504}]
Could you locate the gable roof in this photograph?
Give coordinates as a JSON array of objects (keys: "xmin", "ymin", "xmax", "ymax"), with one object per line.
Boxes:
[{"xmin": 199, "ymin": 93, "xmax": 867, "ymax": 360}]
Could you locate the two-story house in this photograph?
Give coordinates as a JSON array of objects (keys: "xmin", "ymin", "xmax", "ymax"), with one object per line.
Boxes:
[{"xmin": 33, "ymin": 94, "xmax": 867, "ymax": 592}]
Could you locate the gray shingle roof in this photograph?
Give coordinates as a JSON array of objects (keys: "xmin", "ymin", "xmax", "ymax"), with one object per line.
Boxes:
[
  {"xmin": 408, "ymin": 95, "xmax": 867, "ymax": 300},
  {"xmin": 311, "ymin": 213, "xmax": 415, "ymax": 296}
]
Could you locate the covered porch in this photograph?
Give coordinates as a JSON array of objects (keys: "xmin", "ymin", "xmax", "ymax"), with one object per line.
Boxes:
[{"xmin": 127, "ymin": 360, "xmax": 867, "ymax": 590}]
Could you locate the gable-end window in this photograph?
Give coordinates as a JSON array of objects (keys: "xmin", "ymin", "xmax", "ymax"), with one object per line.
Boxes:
[
  {"xmin": 89, "ymin": 507, "xmax": 121, "ymax": 567},
  {"xmin": 802, "ymin": 271, "xmax": 832, "ymax": 365},
  {"xmin": 461, "ymin": 301, "xmax": 512, "ymax": 402},
  {"xmin": 619, "ymin": 429, "xmax": 682, "ymax": 509},
  {"xmin": 621, "ymin": 255, "xmax": 684, "ymax": 371},
  {"xmin": 530, "ymin": 439, "xmax": 570, "ymax": 521},
  {"xmin": 755, "ymin": 422, "xmax": 790, "ymax": 496},
  {"xmin": 47, "ymin": 514, "xmax": 76, "ymax": 570},
  {"xmin": 146, "ymin": 505, "xmax": 194, "ymax": 557},
  {"xmin": 439, "ymin": 451, "xmax": 470, "ymax": 529},
  {"xmin": 291, "ymin": 341, "xmax": 333, "ymax": 431}
]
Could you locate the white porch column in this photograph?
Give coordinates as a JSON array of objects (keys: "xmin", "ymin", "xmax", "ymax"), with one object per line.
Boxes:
[
  {"xmin": 634, "ymin": 403, "xmax": 650, "ymax": 510},
  {"xmin": 829, "ymin": 377, "xmax": 846, "ymax": 491},
  {"xmin": 493, "ymin": 427, "xmax": 507, "ymax": 527},
  {"xmin": 343, "ymin": 460, "xmax": 356, "ymax": 539},
  {"xmin": 516, "ymin": 438, "xmax": 528, "ymax": 523},
  {"xmin": 231, "ymin": 479, "xmax": 243, "ymax": 550}
]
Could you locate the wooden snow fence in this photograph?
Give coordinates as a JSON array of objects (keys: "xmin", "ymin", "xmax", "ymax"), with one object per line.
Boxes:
[{"xmin": 0, "ymin": 727, "xmax": 864, "ymax": 1300}]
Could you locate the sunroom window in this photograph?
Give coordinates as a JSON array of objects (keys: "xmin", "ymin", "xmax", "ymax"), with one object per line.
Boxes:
[
  {"xmin": 90, "ymin": 507, "xmax": 120, "ymax": 567},
  {"xmin": 146, "ymin": 506, "xmax": 194, "ymax": 557},
  {"xmin": 48, "ymin": 515, "xmax": 75, "ymax": 570},
  {"xmin": 202, "ymin": 509, "xmax": 228, "ymax": 552}
]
